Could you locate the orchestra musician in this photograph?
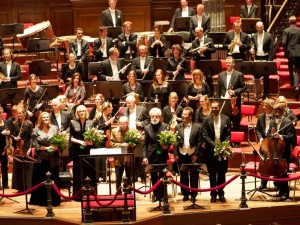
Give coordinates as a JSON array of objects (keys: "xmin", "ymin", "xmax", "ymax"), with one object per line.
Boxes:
[
  {"xmin": 168, "ymin": 0, "xmax": 196, "ymax": 33},
  {"xmin": 61, "ymin": 53, "xmax": 83, "ymax": 83},
  {"xmin": 11, "ymin": 105, "xmax": 34, "ymax": 192},
  {"xmin": 0, "ymin": 107, "xmax": 10, "ymax": 189},
  {"xmin": 142, "ymin": 107, "xmax": 168, "ymax": 202},
  {"xmin": 89, "ymin": 93, "xmax": 105, "ymax": 120},
  {"xmin": 166, "ymin": 44, "xmax": 189, "ymax": 80},
  {"xmin": 202, "ymin": 100, "xmax": 231, "ymax": 203},
  {"xmin": 240, "ymin": 0, "xmax": 258, "ymax": 18},
  {"xmin": 195, "ymin": 95, "xmax": 212, "ymax": 124},
  {"xmin": 49, "ymin": 98, "xmax": 72, "ymax": 133},
  {"xmin": 97, "ymin": 47, "xmax": 128, "ymax": 81},
  {"xmin": 93, "ymin": 26, "xmax": 114, "ymax": 62},
  {"xmin": 64, "ymin": 72, "xmax": 86, "ymax": 108},
  {"xmin": 131, "ymin": 45, "xmax": 154, "ymax": 80},
  {"xmin": 216, "ymin": 56, "xmax": 246, "ymax": 131},
  {"xmin": 29, "ymin": 112, "xmax": 61, "ymax": 206},
  {"xmin": 162, "ymin": 92, "xmax": 183, "ymax": 125},
  {"xmin": 223, "ymin": 20, "xmax": 251, "ymax": 61},
  {"xmin": 267, "ymin": 103, "xmax": 295, "ymax": 201},
  {"xmin": 121, "ymin": 70, "xmax": 145, "ymax": 102},
  {"xmin": 190, "ymin": 4, "xmax": 211, "ymax": 39},
  {"xmin": 101, "ymin": 0, "xmax": 123, "ymax": 28},
  {"xmin": 148, "ymin": 25, "xmax": 167, "ymax": 58},
  {"xmin": 93, "ymin": 102, "xmax": 115, "ymax": 134},
  {"xmin": 118, "ymin": 21, "xmax": 138, "ymax": 59},
  {"xmin": 0, "ymin": 48, "xmax": 21, "ymax": 90},
  {"xmin": 148, "ymin": 69, "xmax": 173, "ymax": 109},
  {"xmin": 23, "ymin": 74, "xmax": 46, "ymax": 126},
  {"xmin": 174, "ymin": 106, "xmax": 202, "ymax": 202}
]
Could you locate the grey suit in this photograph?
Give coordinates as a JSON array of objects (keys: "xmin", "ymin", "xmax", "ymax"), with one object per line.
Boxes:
[
  {"xmin": 101, "ymin": 8, "xmax": 123, "ymax": 27},
  {"xmin": 190, "ymin": 14, "xmax": 211, "ymax": 38},
  {"xmin": 93, "ymin": 37, "xmax": 114, "ymax": 61},
  {"xmin": 0, "ymin": 61, "xmax": 21, "ymax": 89},
  {"xmin": 69, "ymin": 39, "xmax": 89, "ymax": 62},
  {"xmin": 240, "ymin": 4, "xmax": 258, "ymax": 18}
]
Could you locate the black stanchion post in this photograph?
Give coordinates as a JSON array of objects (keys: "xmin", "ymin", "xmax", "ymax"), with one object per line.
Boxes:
[
  {"xmin": 162, "ymin": 168, "xmax": 171, "ymax": 215},
  {"xmin": 122, "ymin": 176, "xmax": 131, "ymax": 223},
  {"xmin": 239, "ymin": 163, "xmax": 249, "ymax": 209},
  {"xmin": 83, "ymin": 176, "xmax": 93, "ymax": 224},
  {"xmin": 45, "ymin": 171, "xmax": 55, "ymax": 217}
]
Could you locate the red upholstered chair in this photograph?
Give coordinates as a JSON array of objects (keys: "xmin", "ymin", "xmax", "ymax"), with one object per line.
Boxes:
[
  {"xmin": 230, "ymin": 131, "xmax": 245, "ymax": 154},
  {"xmin": 240, "ymin": 104, "xmax": 257, "ymax": 142},
  {"xmin": 23, "ymin": 23, "xmax": 34, "ymax": 30},
  {"xmin": 1, "ymin": 112, "xmax": 7, "ymax": 120},
  {"xmin": 229, "ymin": 17, "xmax": 241, "ymax": 25}
]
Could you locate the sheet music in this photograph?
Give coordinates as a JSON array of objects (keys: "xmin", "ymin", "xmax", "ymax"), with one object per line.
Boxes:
[{"xmin": 90, "ymin": 148, "xmax": 123, "ymax": 155}]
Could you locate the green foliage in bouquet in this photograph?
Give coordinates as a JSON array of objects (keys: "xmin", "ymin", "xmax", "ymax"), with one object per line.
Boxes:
[
  {"xmin": 124, "ymin": 129, "xmax": 144, "ymax": 147},
  {"xmin": 83, "ymin": 128, "xmax": 106, "ymax": 146},
  {"xmin": 157, "ymin": 130, "xmax": 178, "ymax": 146},
  {"xmin": 50, "ymin": 131, "xmax": 69, "ymax": 149},
  {"xmin": 214, "ymin": 140, "xmax": 233, "ymax": 159}
]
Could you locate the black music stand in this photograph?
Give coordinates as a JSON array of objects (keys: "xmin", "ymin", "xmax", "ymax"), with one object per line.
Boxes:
[
  {"xmin": 174, "ymin": 17, "xmax": 191, "ymax": 32},
  {"xmin": 211, "ymin": 98, "xmax": 233, "ymax": 117},
  {"xmin": 1, "ymin": 23, "xmax": 24, "ymax": 49},
  {"xmin": 107, "ymin": 27, "xmax": 122, "ymax": 39},
  {"xmin": 163, "ymin": 34, "xmax": 182, "ymax": 49},
  {"xmin": 153, "ymin": 57, "xmax": 167, "ymax": 73},
  {"xmin": 207, "ymin": 32, "xmax": 226, "ymax": 59},
  {"xmin": 40, "ymin": 85, "xmax": 59, "ymax": 103},
  {"xmin": 234, "ymin": 61, "xmax": 254, "ymax": 101},
  {"xmin": 95, "ymin": 81, "xmax": 123, "ymax": 99},
  {"xmin": 180, "ymin": 163, "xmax": 204, "ymax": 210},
  {"xmin": 13, "ymin": 155, "xmax": 39, "ymax": 214},
  {"xmin": 241, "ymin": 18, "xmax": 261, "ymax": 34},
  {"xmin": 27, "ymin": 38, "xmax": 50, "ymax": 51},
  {"xmin": 0, "ymin": 88, "xmax": 25, "ymax": 107},
  {"xmin": 253, "ymin": 61, "xmax": 277, "ymax": 100},
  {"xmin": 145, "ymin": 163, "xmax": 168, "ymax": 211},
  {"xmin": 28, "ymin": 60, "xmax": 51, "ymax": 84}
]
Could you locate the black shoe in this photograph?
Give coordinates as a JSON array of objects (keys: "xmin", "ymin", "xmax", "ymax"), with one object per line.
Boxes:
[
  {"xmin": 259, "ymin": 184, "xmax": 267, "ymax": 190},
  {"xmin": 183, "ymin": 196, "xmax": 189, "ymax": 202},
  {"xmin": 210, "ymin": 196, "xmax": 217, "ymax": 203},
  {"xmin": 280, "ymin": 194, "xmax": 289, "ymax": 201},
  {"xmin": 273, "ymin": 192, "xmax": 283, "ymax": 197},
  {"xmin": 219, "ymin": 195, "xmax": 226, "ymax": 202}
]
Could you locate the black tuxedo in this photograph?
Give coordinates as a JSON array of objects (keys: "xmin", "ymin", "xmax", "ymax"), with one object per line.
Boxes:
[
  {"xmin": 101, "ymin": 8, "xmax": 123, "ymax": 27},
  {"xmin": 165, "ymin": 56, "xmax": 188, "ymax": 80},
  {"xmin": 49, "ymin": 110, "xmax": 72, "ymax": 133},
  {"xmin": 97, "ymin": 58, "xmax": 126, "ymax": 81},
  {"xmin": 251, "ymin": 32, "xmax": 274, "ymax": 61},
  {"xmin": 69, "ymin": 39, "xmax": 89, "ymax": 62},
  {"xmin": 223, "ymin": 31, "xmax": 251, "ymax": 60},
  {"xmin": 117, "ymin": 33, "xmax": 138, "ymax": 59},
  {"xmin": 170, "ymin": 7, "xmax": 196, "ymax": 29},
  {"xmin": 255, "ymin": 113, "xmax": 269, "ymax": 141},
  {"xmin": 0, "ymin": 61, "xmax": 21, "ymax": 89},
  {"xmin": 190, "ymin": 14, "xmax": 211, "ymax": 38},
  {"xmin": 131, "ymin": 56, "xmax": 154, "ymax": 80},
  {"xmin": 120, "ymin": 106, "xmax": 150, "ymax": 129},
  {"xmin": 191, "ymin": 37, "xmax": 215, "ymax": 63},
  {"xmin": 93, "ymin": 37, "xmax": 114, "ymax": 61},
  {"xmin": 202, "ymin": 114, "xmax": 231, "ymax": 197},
  {"xmin": 240, "ymin": 4, "xmax": 258, "ymax": 18}
]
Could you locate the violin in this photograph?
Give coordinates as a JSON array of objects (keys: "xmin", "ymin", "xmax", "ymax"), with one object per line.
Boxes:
[{"xmin": 231, "ymin": 96, "xmax": 239, "ymax": 116}]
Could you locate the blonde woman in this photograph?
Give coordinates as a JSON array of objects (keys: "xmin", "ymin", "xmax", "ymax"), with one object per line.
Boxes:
[
  {"xmin": 89, "ymin": 93, "xmax": 105, "ymax": 120},
  {"xmin": 195, "ymin": 95, "xmax": 211, "ymax": 123}
]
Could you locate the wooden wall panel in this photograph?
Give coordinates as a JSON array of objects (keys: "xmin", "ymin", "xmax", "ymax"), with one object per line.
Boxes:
[
  {"xmin": 0, "ymin": 12, "xmax": 9, "ymax": 25},
  {"xmin": 51, "ymin": 9, "xmax": 73, "ymax": 37},
  {"xmin": 17, "ymin": 11, "xmax": 48, "ymax": 24}
]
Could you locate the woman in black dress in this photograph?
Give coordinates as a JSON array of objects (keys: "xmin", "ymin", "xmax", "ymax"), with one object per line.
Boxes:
[
  {"xmin": 89, "ymin": 93, "xmax": 105, "ymax": 120},
  {"xmin": 61, "ymin": 53, "xmax": 83, "ymax": 83},
  {"xmin": 186, "ymin": 69, "xmax": 210, "ymax": 117},
  {"xmin": 148, "ymin": 69, "xmax": 173, "ymax": 109},
  {"xmin": 0, "ymin": 107, "xmax": 10, "ymax": 188},
  {"xmin": 162, "ymin": 92, "xmax": 183, "ymax": 127},
  {"xmin": 148, "ymin": 25, "xmax": 167, "ymax": 58},
  {"xmin": 166, "ymin": 44, "xmax": 188, "ymax": 80},
  {"xmin": 195, "ymin": 95, "xmax": 211, "ymax": 124},
  {"xmin": 29, "ymin": 112, "xmax": 61, "ymax": 206},
  {"xmin": 121, "ymin": 70, "xmax": 144, "ymax": 102}
]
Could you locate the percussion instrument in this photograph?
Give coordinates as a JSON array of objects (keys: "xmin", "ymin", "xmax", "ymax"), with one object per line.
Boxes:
[{"xmin": 17, "ymin": 21, "xmax": 56, "ymax": 49}]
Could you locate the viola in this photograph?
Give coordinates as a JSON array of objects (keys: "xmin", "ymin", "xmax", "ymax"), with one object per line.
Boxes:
[
  {"xmin": 15, "ymin": 139, "xmax": 24, "ymax": 156},
  {"xmin": 231, "ymin": 96, "xmax": 239, "ymax": 116}
]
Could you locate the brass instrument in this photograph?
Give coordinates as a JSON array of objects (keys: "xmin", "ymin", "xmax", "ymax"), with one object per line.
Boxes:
[
  {"xmin": 228, "ymin": 39, "xmax": 237, "ymax": 55},
  {"xmin": 189, "ymin": 41, "xmax": 212, "ymax": 53},
  {"xmin": 0, "ymin": 72, "xmax": 7, "ymax": 80}
]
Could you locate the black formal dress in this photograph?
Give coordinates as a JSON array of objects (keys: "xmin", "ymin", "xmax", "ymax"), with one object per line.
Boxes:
[
  {"xmin": 162, "ymin": 105, "xmax": 183, "ymax": 125},
  {"xmin": 191, "ymin": 37, "xmax": 215, "ymax": 62},
  {"xmin": 186, "ymin": 82, "xmax": 210, "ymax": 114},
  {"xmin": 148, "ymin": 36, "xmax": 167, "ymax": 58},
  {"xmin": 195, "ymin": 107, "xmax": 211, "ymax": 124},
  {"xmin": 148, "ymin": 82, "xmax": 173, "ymax": 109},
  {"xmin": 61, "ymin": 63, "xmax": 83, "ymax": 83},
  {"xmin": 165, "ymin": 56, "xmax": 188, "ymax": 80},
  {"xmin": 121, "ymin": 82, "xmax": 144, "ymax": 101},
  {"xmin": 120, "ymin": 106, "xmax": 150, "ymax": 129},
  {"xmin": 97, "ymin": 58, "xmax": 126, "ymax": 81}
]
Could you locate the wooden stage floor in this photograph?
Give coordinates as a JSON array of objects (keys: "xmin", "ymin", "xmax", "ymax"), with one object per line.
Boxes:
[{"xmin": 1, "ymin": 171, "xmax": 300, "ymax": 225}]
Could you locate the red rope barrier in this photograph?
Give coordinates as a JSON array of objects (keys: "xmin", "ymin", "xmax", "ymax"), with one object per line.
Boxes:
[
  {"xmin": 52, "ymin": 183, "xmax": 83, "ymax": 200},
  {"xmin": 0, "ymin": 182, "xmax": 45, "ymax": 197},
  {"xmin": 248, "ymin": 173, "xmax": 300, "ymax": 182},
  {"xmin": 171, "ymin": 174, "xmax": 239, "ymax": 192},
  {"xmin": 129, "ymin": 179, "xmax": 162, "ymax": 194},
  {"xmin": 89, "ymin": 187, "xmax": 121, "ymax": 207}
]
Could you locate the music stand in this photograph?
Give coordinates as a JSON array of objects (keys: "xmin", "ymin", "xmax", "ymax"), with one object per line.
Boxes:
[
  {"xmin": 13, "ymin": 155, "xmax": 39, "ymax": 214},
  {"xmin": 95, "ymin": 81, "xmax": 123, "ymax": 99},
  {"xmin": 1, "ymin": 23, "xmax": 24, "ymax": 49},
  {"xmin": 163, "ymin": 34, "xmax": 182, "ymax": 49},
  {"xmin": 198, "ymin": 60, "xmax": 222, "ymax": 94},
  {"xmin": 174, "ymin": 17, "xmax": 191, "ymax": 32},
  {"xmin": 241, "ymin": 18, "xmax": 261, "ymax": 34},
  {"xmin": 180, "ymin": 163, "xmax": 204, "ymax": 210},
  {"xmin": 27, "ymin": 38, "xmax": 50, "ymax": 51},
  {"xmin": 40, "ymin": 85, "xmax": 59, "ymax": 103},
  {"xmin": 211, "ymin": 98, "xmax": 233, "ymax": 117},
  {"xmin": 153, "ymin": 57, "xmax": 167, "ymax": 73},
  {"xmin": 207, "ymin": 32, "xmax": 226, "ymax": 59},
  {"xmin": 107, "ymin": 27, "xmax": 122, "ymax": 39},
  {"xmin": 253, "ymin": 61, "xmax": 277, "ymax": 100},
  {"xmin": 0, "ymin": 88, "xmax": 25, "ymax": 107},
  {"xmin": 234, "ymin": 61, "xmax": 254, "ymax": 101},
  {"xmin": 28, "ymin": 60, "xmax": 51, "ymax": 84},
  {"xmin": 145, "ymin": 163, "xmax": 168, "ymax": 211}
]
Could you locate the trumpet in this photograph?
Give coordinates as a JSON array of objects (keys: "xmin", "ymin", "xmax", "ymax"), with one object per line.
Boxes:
[
  {"xmin": 189, "ymin": 41, "xmax": 212, "ymax": 53},
  {"xmin": 228, "ymin": 39, "xmax": 237, "ymax": 55},
  {"xmin": 0, "ymin": 73, "xmax": 7, "ymax": 80}
]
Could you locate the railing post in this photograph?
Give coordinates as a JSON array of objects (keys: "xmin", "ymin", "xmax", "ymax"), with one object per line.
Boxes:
[
  {"xmin": 83, "ymin": 176, "xmax": 93, "ymax": 223},
  {"xmin": 121, "ymin": 176, "xmax": 131, "ymax": 223},
  {"xmin": 162, "ymin": 168, "xmax": 171, "ymax": 215},
  {"xmin": 239, "ymin": 163, "xmax": 249, "ymax": 209},
  {"xmin": 45, "ymin": 171, "xmax": 55, "ymax": 217}
]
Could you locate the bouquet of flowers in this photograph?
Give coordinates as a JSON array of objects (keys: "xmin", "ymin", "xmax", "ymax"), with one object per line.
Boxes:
[
  {"xmin": 157, "ymin": 130, "xmax": 178, "ymax": 147},
  {"xmin": 50, "ymin": 131, "xmax": 69, "ymax": 150},
  {"xmin": 124, "ymin": 129, "xmax": 145, "ymax": 147},
  {"xmin": 214, "ymin": 140, "xmax": 233, "ymax": 161},
  {"xmin": 83, "ymin": 128, "xmax": 106, "ymax": 146}
]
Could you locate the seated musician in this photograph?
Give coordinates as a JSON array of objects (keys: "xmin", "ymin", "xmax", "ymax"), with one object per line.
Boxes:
[
  {"xmin": 190, "ymin": 4, "xmax": 211, "ymax": 39},
  {"xmin": 195, "ymin": 95, "xmax": 212, "ymax": 124},
  {"xmin": 174, "ymin": 107, "xmax": 202, "ymax": 202},
  {"xmin": 142, "ymin": 108, "xmax": 169, "ymax": 202},
  {"xmin": 0, "ymin": 48, "xmax": 21, "ymax": 90},
  {"xmin": 61, "ymin": 53, "xmax": 83, "ymax": 83},
  {"xmin": 101, "ymin": 0, "xmax": 123, "ymax": 28},
  {"xmin": 121, "ymin": 70, "xmax": 145, "ymax": 102},
  {"xmin": 97, "ymin": 47, "xmax": 128, "ymax": 81},
  {"xmin": 93, "ymin": 26, "xmax": 114, "ymax": 62},
  {"xmin": 89, "ymin": 93, "xmax": 105, "ymax": 120},
  {"xmin": 162, "ymin": 92, "xmax": 183, "ymax": 126},
  {"xmin": 110, "ymin": 116, "xmax": 132, "ymax": 190},
  {"xmin": 23, "ymin": 74, "xmax": 46, "ymax": 126},
  {"xmin": 166, "ymin": 44, "xmax": 189, "ymax": 80},
  {"xmin": 64, "ymin": 72, "xmax": 86, "ymax": 110},
  {"xmin": 266, "ymin": 103, "xmax": 295, "ymax": 201},
  {"xmin": 255, "ymin": 98, "xmax": 274, "ymax": 190},
  {"xmin": 0, "ymin": 107, "xmax": 10, "ymax": 189},
  {"xmin": 148, "ymin": 25, "xmax": 167, "ymax": 58},
  {"xmin": 131, "ymin": 45, "xmax": 154, "ymax": 80},
  {"xmin": 117, "ymin": 21, "xmax": 137, "ymax": 59}
]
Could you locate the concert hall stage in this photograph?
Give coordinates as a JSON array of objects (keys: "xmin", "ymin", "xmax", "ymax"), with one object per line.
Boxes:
[{"xmin": 1, "ymin": 173, "xmax": 300, "ymax": 225}]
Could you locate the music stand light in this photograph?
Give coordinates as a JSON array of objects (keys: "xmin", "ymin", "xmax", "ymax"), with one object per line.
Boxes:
[
  {"xmin": 28, "ymin": 60, "xmax": 51, "ymax": 84},
  {"xmin": 174, "ymin": 17, "xmax": 191, "ymax": 32},
  {"xmin": 1, "ymin": 23, "xmax": 24, "ymax": 49},
  {"xmin": 241, "ymin": 18, "xmax": 261, "ymax": 34}
]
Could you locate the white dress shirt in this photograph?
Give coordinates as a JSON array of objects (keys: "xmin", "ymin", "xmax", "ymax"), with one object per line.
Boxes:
[
  {"xmin": 179, "ymin": 123, "xmax": 195, "ymax": 155},
  {"xmin": 109, "ymin": 9, "xmax": 116, "ymax": 27}
]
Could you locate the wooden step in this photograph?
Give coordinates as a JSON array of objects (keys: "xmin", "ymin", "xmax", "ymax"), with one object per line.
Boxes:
[{"xmin": 279, "ymin": 83, "xmax": 298, "ymax": 100}]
